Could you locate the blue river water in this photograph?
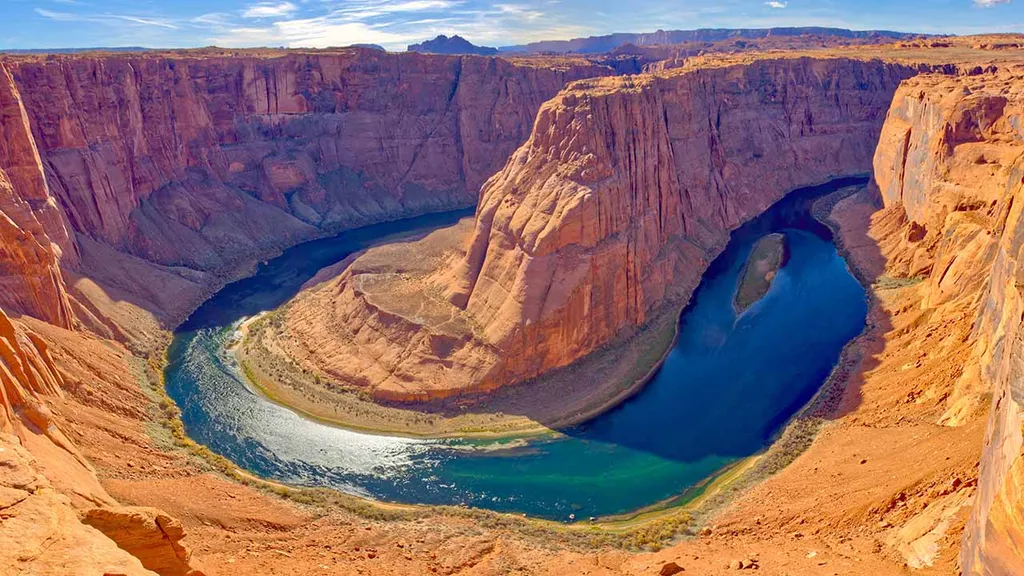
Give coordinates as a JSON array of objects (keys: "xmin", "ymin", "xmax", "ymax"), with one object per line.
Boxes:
[{"xmin": 165, "ymin": 178, "xmax": 868, "ymax": 520}]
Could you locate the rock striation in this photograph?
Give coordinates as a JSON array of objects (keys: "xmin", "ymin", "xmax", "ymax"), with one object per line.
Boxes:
[
  {"xmin": 0, "ymin": 306, "xmax": 201, "ymax": 575},
  {"xmin": 0, "ymin": 49, "xmax": 610, "ymax": 327},
  {"xmin": 872, "ymin": 70, "xmax": 1024, "ymax": 575},
  {"xmin": 0, "ymin": 65, "xmax": 76, "ymax": 328},
  {"xmin": 281, "ymin": 57, "xmax": 917, "ymax": 401}
]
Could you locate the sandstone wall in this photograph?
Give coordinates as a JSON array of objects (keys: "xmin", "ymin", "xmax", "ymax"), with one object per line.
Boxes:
[
  {"xmin": 0, "ymin": 65, "xmax": 76, "ymax": 328},
  {"xmin": 4, "ymin": 51, "xmax": 608, "ymax": 270},
  {"xmin": 0, "ymin": 50, "xmax": 609, "ymax": 328},
  {"xmin": 442, "ymin": 57, "xmax": 916, "ymax": 391},
  {"xmin": 872, "ymin": 71, "xmax": 1024, "ymax": 575},
  {"xmin": 0, "ymin": 306, "xmax": 200, "ymax": 575}
]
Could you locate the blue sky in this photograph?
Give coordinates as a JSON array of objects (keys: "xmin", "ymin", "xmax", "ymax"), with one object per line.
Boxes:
[{"xmin": 2, "ymin": 0, "xmax": 1022, "ymax": 50}]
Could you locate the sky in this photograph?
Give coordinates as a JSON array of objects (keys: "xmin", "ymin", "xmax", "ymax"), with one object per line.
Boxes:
[{"xmin": 1, "ymin": 0, "xmax": 1023, "ymax": 51}]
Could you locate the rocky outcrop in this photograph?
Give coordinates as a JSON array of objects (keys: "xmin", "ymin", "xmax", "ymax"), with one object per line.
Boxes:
[
  {"xmin": 0, "ymin": 434, "xmax": 158, "ymax": 576},
  {"xmin": 84, "ymin": 506, "xmax": 198, "ymax": 576},
  {"xmin": 871, "ymin": 71, "xmax": 1024, "ymax": 575},
  {"xmin": 408, "ymin": 35, "xmax": 499, "ymax": 55},
  {"xmin": 444, "ymin": 57, "xmax": 913, "ymax": 391},
  {"xmin": 0, "ymin": 50, "xmax": 610, "ymax": 328},
  {"xmin": 285, "ymin": 57, "xmax": 915, "ymax": 400},
  {"xmin": 0, "ymin": 308, "xmax": 70, "ymax": 440},
  {"xmin": 0, "ymin": 306, "xmax": 200, "ymax": 575}
]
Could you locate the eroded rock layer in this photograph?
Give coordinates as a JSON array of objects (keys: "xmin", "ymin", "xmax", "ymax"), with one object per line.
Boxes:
[
  {"xmin": 302, "ymin": 57, "xmax": 916, "ymax": 400},
  {"xmin": 0, "ymin": 66, "xmax": 76, "ymax": 328},
  {"xmin": 0, "ymin": 50, "xmax": 610, "ymax": 327},
  {"xmin": 872, "ymin": 71, "xmax": 1024, "ymax": 575},
  {"xmin": 0, "ymin": 307, "xmax": 200, "ymax": 575}
]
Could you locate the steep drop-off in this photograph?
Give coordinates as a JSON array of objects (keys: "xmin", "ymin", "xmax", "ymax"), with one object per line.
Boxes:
[
  {"xmin": 0, "ymin": 49, "xmax": 610, "ymax": 329},
  {"xmin": 872, "ymin": 71, "xmax": 1024, "ymax": 575},
  {"xmin": 0, "ymin": 308, "xmax": 200, "ymax": 575},
  {"xmin": 283, "ymin": 57, "xmax": 916, "ymax": 401},
  {"xmin": 0, "ymin": 48, "xmax": 611, "ymax": 574},
  {"xmin": 0, "ymin": 66, "xmax": 76, "ymax": 329}
]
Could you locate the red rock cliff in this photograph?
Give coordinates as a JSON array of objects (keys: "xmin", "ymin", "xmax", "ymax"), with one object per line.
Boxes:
[
  {"xmin": 445, "ymin": 57, "xmax": 915, "ymax": 391},
  {"xmin": 2, "ymin": 50, "xmax": 609, "ymax": 275},
  {"xmin": 0, "ymin": 64, "xmax": 76, "ymax": 328},
  {"xmin": 872, "ymin": 70, "xmax": 1024, "ymax": 575},
  {"xmin": 279, "ymin": 57, "xmax": 919, "ymax": 402},
  {"xmin": 0, "ymin": 306, "xmax": 200, "ymax": 575}
]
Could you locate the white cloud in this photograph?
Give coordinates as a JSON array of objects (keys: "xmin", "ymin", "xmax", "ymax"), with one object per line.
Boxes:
[
  {"xmin": 494, "ymin": 3, "xmax": 544, "ymax": 20},
  {"xmin": 192, "ymin": 13, "xmax": 233, "ymax": 28},
  {"xmin": 242, "ymin": 2, "xmax": 299, "ymax": 19},
  {"xmin": 974, "ymin": 0, "xmax": 1010, "ymax": 6},
  {"xmin": 765, "ymin": 1, "xmax": 788, "ymax": 8},
  {"xmin": 112, "ymin": 15, "xmax": 178, "ymax": 29},
  {"xmin": 34, "ymin": 8, "xmax": 178, "ymax": 28},
  {"xmin": 332, "ymin": 1, "xmax": 461, "ymax": 21},
  {"xmin": 207, "ymin": 0, "xmax": 589, "ymax": 50}
]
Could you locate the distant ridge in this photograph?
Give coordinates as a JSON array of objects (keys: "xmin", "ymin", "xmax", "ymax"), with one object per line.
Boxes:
[
  {"xmin": 0, "ymin": 47, "xmax": 151, "ymax": 55},
  {"xmin": 408, "ymin": 35, "xmax": 498, "ymax": 55},
  {"xmin": 499, "ymin": 27, "xmax": 928, "ymax": 53}
]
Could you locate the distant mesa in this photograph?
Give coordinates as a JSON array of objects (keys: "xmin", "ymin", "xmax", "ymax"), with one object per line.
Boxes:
[
  {"xmin": 349, "ymin": 43, "xmax": 386, "ymax": 51},
  {"xmin": 0, "ymin": 46, "xmax": 150, "ymax": 55},
  {"xmin": 499, "ymin": 26, "xmax": 927, "ymax": 53},
  {"xmin": 407, "ymin": 35, "xmax": 499, "ymax": 55}
]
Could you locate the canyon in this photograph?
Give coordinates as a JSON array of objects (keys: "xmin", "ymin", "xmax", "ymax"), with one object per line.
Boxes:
[
  {"xmin": 1, "ymin": 37, "xmax": 1024, "ymax": 575},
  {"xmin": 267, "ymin": 57, "xmax": 914, "ymax": 404}
]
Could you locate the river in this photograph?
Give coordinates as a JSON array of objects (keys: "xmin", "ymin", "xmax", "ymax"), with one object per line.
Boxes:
[{"xmin": 165, "ymin": 178, "xmax": 868, "ymax": 520}]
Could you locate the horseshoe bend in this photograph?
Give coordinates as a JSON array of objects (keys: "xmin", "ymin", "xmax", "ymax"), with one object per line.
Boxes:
[{"xmin": 2, "ymin": 30, "xmax": 1024, "ymax": 576}]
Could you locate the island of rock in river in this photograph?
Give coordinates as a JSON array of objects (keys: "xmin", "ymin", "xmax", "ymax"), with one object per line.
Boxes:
[{"xmin": 734, "ymin": 232, "xmax": 787, "ymax": 313}]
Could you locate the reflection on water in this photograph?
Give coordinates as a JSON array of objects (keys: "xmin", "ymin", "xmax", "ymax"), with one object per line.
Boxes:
[{"xmin": 166, "ymin": 178, "xmax": 869, "ymax": 520}]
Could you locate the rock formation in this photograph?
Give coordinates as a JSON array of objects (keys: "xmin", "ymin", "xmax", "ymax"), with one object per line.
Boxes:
[
  {"xmin": 500, "ymin": 27, "xmax": 923, "ymax": 54},
  {"xmin": 0, "ymin": 307, "xmax": 201, "ymax": 575},
  {"xmin": 873, "ymin": 71, "xmax": 1024, "ymax": 575},
  {"xmin": 3, "ymin": 39, "xmax": 1024, "ymax": 574},
  {"xmin": 0, "ymin": 65, "xmax": 76, "ymax": 328},
  {"xmin": 0, "ymin": 49, "xmax": 610, "ymax": 327},
  {"xmin": 408, "ymin": 35, "xmax": 499, "ymax": 55},
  {"xmin": 291, "ymin": 57, "xmax": 915, "ymax": 401}
]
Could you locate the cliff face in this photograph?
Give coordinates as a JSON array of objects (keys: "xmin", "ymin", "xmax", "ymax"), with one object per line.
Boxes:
[
  {"xmin": 0, "ymin": 307, "xmax": 199, "ymax": 575},
  {"xmin": 0, "ymin": 65, "xmax": 76, "ymax": 328},
  {"xmin": 0, "ymin": 50, "xmax": 611, "ymax": 572},
  {"xmin": 872, "ymin": 71, "xmax": 1024, "ymax": 575},
  {"xmin": 446, "ymin": 57, "xmax": 915, "ymax": 392},
  {"xmin": 4, "ymin": 51, "xmax": 607, "ymax": 270},
  {"xmin": 0, "ymin": 50, "xmax": 609, "ymax": 329},
  {"xmin": 281, "ymin": 57, "xmax": 916, "ymax": 401}
]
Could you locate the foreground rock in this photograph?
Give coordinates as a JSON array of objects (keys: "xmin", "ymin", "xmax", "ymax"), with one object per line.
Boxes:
[
  {"xmin": 0, "ymin": 307, "xmax": 200, "ymax": 575},
  {"xmin": 873, "ymin": 70, "xmax": 1024, "ymax": 575}
]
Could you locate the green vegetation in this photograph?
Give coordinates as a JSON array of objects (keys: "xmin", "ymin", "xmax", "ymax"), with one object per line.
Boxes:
[{"xmin": 873, "ymin": 274, "xmax": 926, "ymax": 290}]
